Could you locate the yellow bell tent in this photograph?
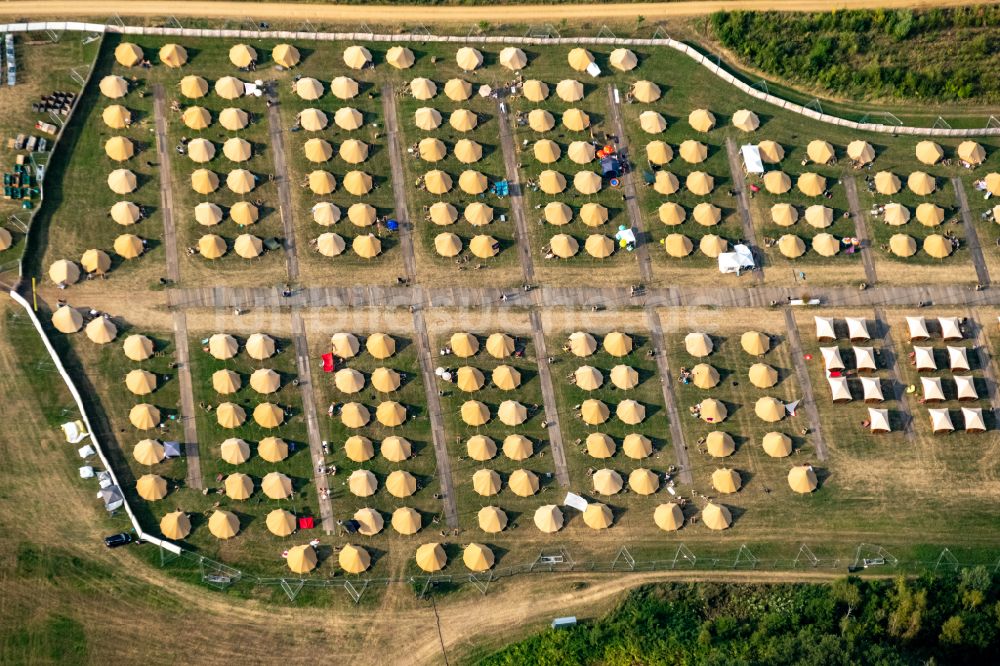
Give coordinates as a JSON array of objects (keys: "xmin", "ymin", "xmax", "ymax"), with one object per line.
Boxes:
[
  {"xmin": 508, "ymin": 469, "xmax": 539, "ymax": 497},
  {"xmin": 788, "ymin": 465, "xmax": 818, "ymax": 493},
  {"xmin": 533, "ymin": 505, "xmax": 564, "ymax": 533},
  {"xmin": 416, "ymin": 543, "xmax": 447, "ymax": 572},
  {"xmin": 208, "ymin": 510, "xmax": 240, "ymax": 539},
  {"xmin": 654, "ymin": 503, "xmax": 684, "ymax": 531}
]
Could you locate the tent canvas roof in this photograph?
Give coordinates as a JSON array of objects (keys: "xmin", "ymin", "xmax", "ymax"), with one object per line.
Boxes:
[
  {"xmin": 854, "ymin": 346, "xmax": 877, "ymax": 371},
  {"xmin": 740, "ymin": 144, "xmax": 764, "ymax": 175},
  {"xmin": 921, "ymin": 376, "xmax": 945, "ymax": 402},
  {"xmin": 820, "ymin": 346, "xmax": 845, "ymax": 370},
  {"xmin": 814, "ymin": 316, "xmax": 836, "ymax": 341},
  {"xmin": 906, "ymin": 316, "xmax": 930, "ymax": 340},
  {"xmin": 929, "ymin": 408, "xmax": 954, "ymax": 433},
  {"xmin": 868, "ymin": 407, "xmax": 891, "ymax": 432},
  {"xmin": 962, "ymin": 407, "xmax": 985, "ymax": 432},
  {"xmin": 938, "ymin": 317, "xmax": 963, "ymax": 340},
  {"xmin": 718, "ymin": 244, "xmax": 755, "ymax": 273},
  {"xmin": 955, "ymin": 375, "xmax": 978, "ymax": 401},
  {"xmin": 828, "ymin": 376, "xmax": 852, "ymax": 402},
  {"xmin": 914, "ymin": 346, "xmax": 937, "ymax": 372},
  {"xmin": 860, "ymin": 376, "xmax": 884, "ymax": 402},
  {"xmin": 948, "ymin": 346, "xmax": 970, "ymax": 371},
  {"xmin": 845, "ymin": 317, "xmax": 870, "ymax": 341}
]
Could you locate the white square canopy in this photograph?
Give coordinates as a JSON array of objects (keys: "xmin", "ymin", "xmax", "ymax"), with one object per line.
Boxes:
[
  {"xmin": 814, "ymin": 316, "xmax": 836, "ymax": 341},
  {"xmin": 846, "ymin": 317, "xmax": 870, "ymax": 341},
  {"xmin": 743, "ymin": 144, "xmax": 764, "ymax": 175}
]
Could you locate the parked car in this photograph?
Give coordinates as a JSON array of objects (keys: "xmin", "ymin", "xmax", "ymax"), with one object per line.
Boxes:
[{"xmin": 103, "ymin": 532, "xmax": 133, "ymax": 548}]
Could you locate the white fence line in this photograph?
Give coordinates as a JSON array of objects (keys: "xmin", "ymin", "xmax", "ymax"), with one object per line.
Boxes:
[
  {"xmin": 7, "ymin": 289, "xmax": 176, "ymax": 552},
  {"xmin": 1, "ymin": 21, "xmax": 998, "ymax": 138}
]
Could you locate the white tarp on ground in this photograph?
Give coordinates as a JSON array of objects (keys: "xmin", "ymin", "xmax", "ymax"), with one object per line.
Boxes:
[
  {"xmin": 742, "ymin": 144, "xmax": 764, "ymax": 175},
  {"xmin": 563, "ymin": 492, "xmax": 589, "ymax": 512},
  {"xmin": 586, "ymin": 62, "xmax": 601, "ymax": 77},
  {"xmin": 718, "ymin": 244, "xmax": 755, "ymax": 273}
]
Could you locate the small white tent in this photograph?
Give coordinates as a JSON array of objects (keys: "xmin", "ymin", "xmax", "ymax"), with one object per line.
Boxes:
[
  {"xmin": 928, "ymin": 408, "xmax": 954, "ymax": 433},
  {"xmin": 938, "ymin": 317, "xmax": 963, "ymax": 341},
  {"xmin": 820, "ymin": 346, "xmax": 845, "ymax": 370},
  {"xmin": 853, "ymin": 346, "xmax": 877, "ymax": 372},
  {"xmin": 741, "ymin": 144, "xmax": 764, "ymax": 175},
  {"xmin": 846, "ymin": 317, "xmax": 870, "ymax": 341},
  {"xmin": 906, "ymin": 316, "xmax": 930, "ymax": 340},
  {"xmin": 962, "ymin": 407, "xmax": 985, "ymax": 433},
  {"xmin": 921, "ymin": 377, "xmax": 945, "ymax": 402},
  {"xmin": 828, "ymin": 376, "xmax": 852, "ymax": 403},
  {"xmin": 860, "ymin": 377, "xmax": 884, "ymax": 402},
  {"xmin": 718, "ymin": 245, "xmax": 755, "ymax": 274},
  {"xmin": 947, "ymin": 346, "xmax": 970, "ymax": 371},
  {"xmin": 955, "ymin": 375, "xmax": 978, "ymax": 401},
  {"xmin": 814, "ymin": 316, "xmax": 836, "ymax": 341},
  {"xmin": 914, "ymin": 346, "xmax": 937, "ymax": 372},
  {"xmin": 869, "ymin": 408, "xmax": 891, "ymax": 433}
]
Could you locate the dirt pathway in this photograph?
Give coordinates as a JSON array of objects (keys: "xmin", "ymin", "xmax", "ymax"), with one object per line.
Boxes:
[
  {"xmin": 3, "ymin": 0, "xmax": 994, "ymax": 22},
  {"xmin": 843, "ymin": 176, "xmax": 879, "ymax": 286}
]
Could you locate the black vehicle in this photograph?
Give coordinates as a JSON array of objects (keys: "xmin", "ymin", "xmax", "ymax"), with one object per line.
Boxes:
[{"xmin": 103, "ymin": 532, "xmax": 133, "ymax": 548}]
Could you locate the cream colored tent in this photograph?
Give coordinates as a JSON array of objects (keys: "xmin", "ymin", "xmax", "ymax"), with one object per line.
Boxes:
[
  {"xmin": 182, "ymin": 106, "xmax": 211, "ymax": 130},
  {"xmin": 185, "ymin": 137, "xmax": 214, "ymax": 163},
  {"xmin": 108, "ymin": 169, "xmax": 137, "ymax": 194},
  {"xmin": 229, "ymin": 44, "xmax": 257, "ymax": 68},
  {"xmin": 343, "ymin": 171, "xmax": 373, "ymax": 196},
  {"xmin": 653, "ymin": 171, "xmax": 679, "ymax": 195},
  {"xmin": 804, "ymin": 205, "xmax": 833, "ymax": 229},
  {"xmin": 685, "ymin": 332, "xmax": 713, "ymax": 357},
  {"xmin": 583, "ymin": 503, "xmax": 614, "ymax": 530},
  {"xmin": 354, "ymin": 508, "xmax": 383, "ymax": 536},
  {"xmin": 779, "ymin": 235, "xmax": 806, "ymax": 258},
  {"xmin": 654, "ymin": 503, "xmax": 684, "ymax": 531},
  {"xmin": 451, "ymin": 332, "xmax": 479, "ymax": 357},
  {"xmin": 705, "ymin": 431, "xmax": 735, "ymax": 458},
  {"xmin": 334, "ymin": 107, "xmax": 363, "ymax": 131},
  {"xmin": 209, "ymin": 445, "xmax": 249, "ymax": 478},
  {"xmin": 456, "ymin": 366, "xmax": 485, "ymax": 393},
  {"xmin": 86, "ymin": 318, "xmax": 118, "ymax": 344},
  {"xmin": 509, "ymin": 469, "xmax": 539, "ymax": 497},
  {"xmin": 48, "ymin": 259, "xmax": 80, "ymax": 286},
  {"xmin": 208, "ymin": 510, "xmax": 240, "ymax": 539},
  {"xmin": 461, "ymin": 400, "xmax": 490, "ymax": 426},
  {"xmin": 639, "ymin": 110, "xmax": 666, "ymax": 134},
  {"xmin": 51, "ymin": 306, "xmax": 83, "ymax": 334},
  {"xmin": 741, "ymin": 331, "xmax": 770, "ymax": 356},
  {"xmin": 339, "ymin": 544, "xmax": 371, "ymax": 574},
  {"xmin": 812, "ymin": 234, "xmax": 840, "ymax": 257},
  {"xmin": 693, "ymin": 203, "xmax": 721, "ymax": 226},
  {"xmin": 962, "ymin": 407, "xmax": 986, "ymax": 433},
  {"xmin": 533, "ymin": 504, "xmax": 564, "ymax": 533},
  {"xmin": 386, "ymin": 470, "xmax": 416, "ymax": 498},
  {"xmin": 920, "ymin": 376, "xmax": 946, "ymax": 402},
  {"xmin": 253, "ymin": 402, "xmax": 284, "ymax": 428},
  {"xmin": 125, "ymin": 369, "xmax": 156, "ymax": 395},
  {"xmin": 916, "ymin": 203, "xmax": 944, "ymax": 227},
  {"xmin": 610, "ymin": 364, "xmax": 639, "ymax": 390},
  {"xmin": 341, "ymin": 402, "xmax": 370, "ymax": 428},
  {"xmin": 985, "ymin": 173, "xmax": 1000, "ymax": 196},
  {"xmin": 261, "ymin": 472, "xmax": 292, "ymax": 499},
  {"xmin": 303, "ymin": 138, "xmax": 332, "ymax": 164},
  {"xmin": 748, "ymin": 363, "xmax": 778, "ymax": 389},
  {"xmin": 686, "ymin": 171, "xmax": 714, "ymax": 195},
  {"xmin": 113, "ymin": 233, "xmax": 144, "ymax": 260},
  {"xmin": 456, "ymin": 46, "xmax": 483, "ymax": 71},
  {"xmin": 646, "ymin": 141, "xmax": 672, "ymax": 166},
  {"xmin": 190, "ymin": 169, "xmax": 219, "ymax": 195},
  {"xmin": 550, "ymin": 234, "xmax": 579, "ymax": 259},
  {"xmin": 763, "ymin": 171, "xmax": 791, "ymax": 194},
  {"xmin": 616, "ymin": 400, "xmax": 645, "ymax": 425},
  {"xmin": 81, "ymin": 249, "xmax": 111, "ymax": 275},
  {"xmin": 860, "ymin": 376, "xmax": 884, "ymax": 402},
  {"xmin": 416, "ymin": 543, "xmax": 447, "ymax": 572},
  {"xmin": 391, "ymin": 507, "xmax": 421, "ymax": 535},
  {"xmin": 732, "ymin": 109, "xmax": 759, "ymax": 131},
  {"xmin": 586, "ymin": 433, "xmax": 615, "ymax": 459},
  {"xmin": 219, "ymin": 107, "xmax": 249, "ymax": 131},
  {"xmin": 581, "ymin": 399, "xmax": 610, "ymax": 425},
  {"xmin": 575, "ymin": 366, "xmax": 603, "ymax": 391},
  {"xmin": 820, "ymin": 346, "xmax": 845, "ymax": 371},
  {"xmin": 679, "ymin": 140, "xmax": 708, "ymax": 164},
  {"xmin": 376, "ymin": 401, "xmax": 407, "ymax": 427},
  {"xmin": 847, "ymin": 140, "xmax": 875, "ymax": 164},
  {"xmin": 450, "ymin": 108, "xmax": 478, "ymax": 132},
  {"xmin": 889, "ymin": 234, "xmax": 917, "ymax": 258},
  {"xmin": 593, "ymin": 468, "xmax": 623, "ymax": 496},
  {"xmin": 788, "ymin": 465, "xmax": 818, "ymax": 493},
  {"xmin": 410, "ymin": 77, "xmax": 437, "ymax": 100},
  {"xmin": 467, "ymin": 435, "xmax": 496, "ymax": 461},
  {"xmin": 701, "ymin": 503, "xmax": 732, "ymax": 530},
  {"xmin": 307, "ymin": 170, "xmax": 336, "ymax": 195},
  {"xmin": 691, "ymin": 362, "xmax": 725, "ymax": 389},
  {"xmin": 207, "ymin": 333, "xmax": 238, "ymax": 360},
  {"xmin": 567, "ymin": 48, "xmax": 594, "ymax": 72},
  {"xmin": 854, "ymin": 346, "xmax": 877, "ymax": 373},
  {"xmin": 100, "ymin": 75, "xmax": 128, "ymax": 99},
  {"xmin": 688, "ymin": 108, "xmax": 715, "ymax": 132},
  {"xmin": 259, "ymin": 437, "xmax": 288, "ymax": 463},
  {"xmin": 244, "ymin": 332, "xmax": 275, "ymax": 360},
  {"xmin": 658, "ymin": 202, "xmax": 685, "ymax": 226},
  {"xmin": 160, "ymin": 511, "xmax": 191, "ymax": 539},
  {"xmin": 798, "ymin": 172, "xmax": 826, "ymax": 197},
  {"xmin": 845, "ymin": 317, "xmax": 870, "ymax": 342},
  {"xmin": 386, "ymin": 46, "xmax": 415, "ymax": 69},
  {"xmin": 957, "ymin": 141, "xmax": 985, "ymax": 165},
  {"xmin": 250, "ymin": 368, "xmax": 280, "ymax": 394},
  {"xmin": 609, "ymin": 48, "xmax": 637, "ymax": 71},
  {"xmin": 299, "ymin": 108, "xmax": 328, "ymax": 132},
  {"xmin": 344, "ymin": 436, "xmax": 374, "ymax": 463},
  {"xmin": 814, "ymin": 316, "xmax": 836, "ymax": 341},
  {"xmin": 875, "ymin": 171, "xmax": 901, "ymax": 195},
  {"xmin": 916, "ymin": 141, "xmax": 943, "ymax": 165},
  {"xmin": 105, "ymin": 136, "xmax": 134, "ymax": 162},
  {"xmin": 272, "ymin": 44, "xmax": 300, "ymax": 68},
  {"xmin": 455, "ymin": 139, "xmax": 483, "ymax": 164},
  {"xmin": 493, "ymin": 365, "xmax": 521, "ymax": 391},
  {"xmin": 498, "ymin": 400, "xmax": 527, "ymax": 426},
  {"xmin": 429, "ymin": 201, "xmax": 458, "ymax": 226},
  {"xmin": 949, "ymin": 346, "xmax": 970, "ymax": 371},
  {"xmin": 415, "ymin": 107, "xmax": 442, "ymax": 131},
  {"xmin": 762, "ymin": 432, "xmax": 792, "ymax": 457},
  {"xmin": 665, "ymin": 234, "xmax": 694, "ymax": 258},
  {"xmin": 331, "ymin": 76, "xmax": 359, "ymax": 100},
  {"xmin": 629, "ymin": 468, "xmax": 659, "ymax": 495},
  {"xmin": 523, "ymin": 79, "xmax": 549, "ymax": 102},
  {"xmin": 349, "ymin": 469, "xmax": 377, "ymax": 497},
  {"xmin": 114, "ymin": 42, "xmax": 143, "ymax": 67},
  {"xmin": 939, "ymin": 317, "xmax": 963, "ymax": 341},
  {"xmin": 755, "ymin": 396, "xmax": 785, "ymax": 422},
  {"xmin": 286, "ymin": 545, "xmax": 317, "ymax": 574},
  {"xmin": 103, "ymin": 105, "xmax": 131, "ymax": 130},
  {"xmin": 212, "ymin": 369, "xmax": 241, "ymax": 395},
  {"xmin": 459, "ymin": 170, "xmax": 488, "ymax": 195},
  {"xmin": 472, "ymin": 469, "xmax": 501, "ymax": 497},
  {"xmin": 869, "ymin": 407, "xmax": 891, "ymax": 433},
  {"xmin": 913, "ymin": 346, "xmax": 936, "ymax": 371},
  {"xmin": 538, "ymin": 171, "xmax": 566, "ymax": 195},
  {"xmin": 569, "ymin": 331, "xmax": 598, "ymax": 357},
  {"xmin": 499, "ymin": 47, "xmax": 528, "ymax": 71},
  {"xmin": 807, "ymin": 140, "xmax": 835, "ymax": 164},
  {"xmin": 563, "ymin": 108, "xmax": 590, "ymax": 132},
  {"xmin": 712, "ymin": 468, "xmax": 741, "ymax": 494},
  {"xmin": 215, "ymin": 76, "xmax": 244, "ymax": 100},
  {"xmin": 557, "ymin": 79, "xmax": 584, "ymax": 103},
  {"xmin": 230, "ymin": 201, "xmax": 259, "ymax": 227},
  {"xmin": 758, "ymin": 140, "xmax": 785, "ymax": 163},
  {"xmin": 418, "ymin": 137, "xmax": 446, "ymax": 163},
  {"xmin": 828, "ymin": 375, "xmax": 852, "ymax": 402},
  {"xmin": 225, "ymin": 473, "xmax": 253, "ymax": 500},
  {"xmin": 133, "ymin": 439, "xmax": 164, "ymax": 465},
  {"xmin": 544, "ymin": 201, "xmax": 572, "ymax": 225},
  {"xmin": 623, "ymin": 433, "xmax": 652, "ymax": 459},
  {"xmin": 908, "ymin": 171, "xmax": 936, "ymax": 195},
  {"xmin": 924, "ymin": 234, "xmax": 952, "ymax": 259},
  {"xmin": 884, "ymin": 203, "xmax": 910, "ymax": 226},
  {"xmin": 343, "ymin": 45, "xmax": 372, "ymax": 70},
  {"xmin": 533, "ymin": 139, "xmax": 561, "ymax": 164},
  {"xmin": 929, "ymin": 408, "xmax": 954, "ymax": 434},
  {"xmin": 528, "ymin": 109, "xmax": 555, "ymax": 132}
]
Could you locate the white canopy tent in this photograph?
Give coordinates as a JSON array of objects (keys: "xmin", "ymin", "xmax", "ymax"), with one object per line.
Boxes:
[
  {"xmin": 846, "ymin": 317, "xmax": 870, "ymax": 341},
  {"xmin": 962, "ymin": 407, "xmax": 985, "ymax": 432},
  {"xmin": 814, "ymin": 316, "xmax": 836, "ymax": 341},
  {"xmin": 955, "ymin": 375, "xmax": 978, "ymax": 401},
  {"xmin": 820, "ymin": 346, "xmax": 845, "ymax": 370},
  {"xmin": 929, "ymin": 408, "xmax": 954, "ymax": 433},
  {"xmin": 906, "ymin": 316, "xmax": 930, "ymax": 340},
  {"xmin": 828, "ymin": 376, "xmax": 852, "ymax": 403},
  {"xmin": 718, "ymin": 245, "xmax": 755, "ymax": 274},
  {"xmin": 869, "ymin": 408, "xmax": 891, "ymax": 433},
  {"xmin": 853, "ymin": 346, "xmax": 877, "ymax": 372},
  {"xmin": 938, "ymin": 317, "xmax": 963, "ymax": 340},
  {"xmin": 742, "ymin": 144, "xmax": 764, "ymax": 175},
  {"xmin": 921, "ymin": 376, "xmax": 945, "ymax": 402},
  {"xmin": 948, "ymin": 346, "xmax": 970, "ymax": 371},
  {"xmin": 860, "ymin": 377, "xmax": 884, "ymax": 402},
  {"xmin": 914, "ymin": 346, "xmax": 937, "ymax": 372}
]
